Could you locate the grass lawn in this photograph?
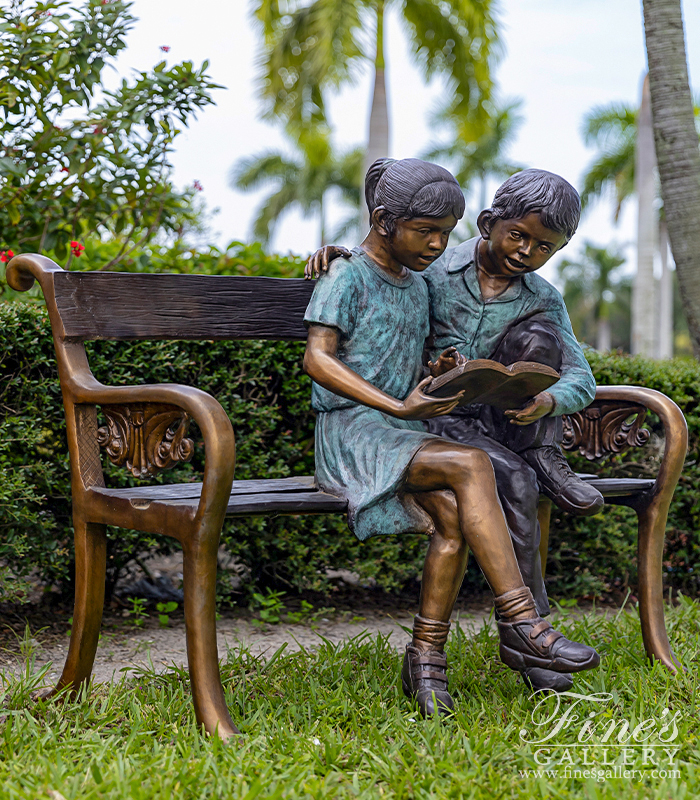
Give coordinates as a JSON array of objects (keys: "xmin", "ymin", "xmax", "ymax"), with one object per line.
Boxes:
[{"xmin": 1, "ymin": 599, "xmax": 699, "ymax": 799}]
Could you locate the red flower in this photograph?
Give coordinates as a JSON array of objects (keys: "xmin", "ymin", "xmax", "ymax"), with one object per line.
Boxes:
[
  {"xmin": 160, "ymin": 46, "xmax": 171, "ymax": 53},
  {"xmin": 61, "ymin": 166, "xmax": 70, "ymax": 173},
  {"xmin": 70, "ymin": 241, "xmax": 85, "ymax": 257},
  {"xmin": 0, "ymin": 249, "xmax": 15, "ymax": 263},
  {"xmin": 193, "ymin": 180, "xmax": 203, "ymax": 192}
]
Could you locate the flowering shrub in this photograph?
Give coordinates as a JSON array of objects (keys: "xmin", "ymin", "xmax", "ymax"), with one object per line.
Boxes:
[{"xmin": 0, "ymin": 0, "xmax": 221, "ymax": 265}]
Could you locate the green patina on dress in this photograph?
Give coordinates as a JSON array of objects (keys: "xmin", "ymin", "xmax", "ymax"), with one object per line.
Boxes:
[{"xmin": 304, "ymin": 248, "xmax": 440, "ymax": 541}]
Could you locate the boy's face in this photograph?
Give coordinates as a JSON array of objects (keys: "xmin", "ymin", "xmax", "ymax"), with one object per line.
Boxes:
[
  {"xmin": 388, "ymin": 214, "xmax": 458, "ymax": 272},
  {"xmin": 478, "ymin": 211, "xmax": 568, "ymax": 278}
]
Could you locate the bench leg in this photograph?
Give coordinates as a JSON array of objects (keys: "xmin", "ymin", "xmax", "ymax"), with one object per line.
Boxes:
[
  {"xmin": 53, "ymin": 518, "xmax": 107, "ymax": 695},
  {"xmin": 182, "ymin": 536, "xmax": 241, "ymax": 740},
  {"xmin": 637, "ymin": 504, "xmax": 683, "ymax": 672}
]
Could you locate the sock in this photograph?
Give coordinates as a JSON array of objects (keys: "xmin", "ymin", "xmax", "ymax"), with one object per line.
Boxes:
[
  {"xmin": 493, "ymin": 586, "xmax": 538, "ymax": 622},
  {"xmin": 412, "ymin": 614, "xmax": 451, "ymax": 653}
]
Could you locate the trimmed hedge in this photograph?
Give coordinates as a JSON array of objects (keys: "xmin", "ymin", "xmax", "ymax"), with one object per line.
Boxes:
[
  {"xmin": 546, "ymin": 349, "xmax": 700, "ymax": 600},
  {"xmin": 0, "ymin": 302, "xmax": 430, "ymax": 604},
  {"xmin": 1, "ymin": 302, "xmax": 699, "ymax": 605}
]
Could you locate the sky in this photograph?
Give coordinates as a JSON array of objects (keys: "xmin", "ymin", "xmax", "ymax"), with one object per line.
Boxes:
[{"xmin": 111, "ymin": 0, "xmax": 700, "ymax": 285}]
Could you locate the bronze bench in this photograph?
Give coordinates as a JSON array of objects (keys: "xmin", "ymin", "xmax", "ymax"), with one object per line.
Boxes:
[{"xmin": 7, "ymin": 254, "xmax": 687, "ymax": 740}]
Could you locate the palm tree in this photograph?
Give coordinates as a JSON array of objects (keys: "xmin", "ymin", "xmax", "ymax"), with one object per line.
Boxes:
[
  {"xmin": 642, "ymin": 0, "xmax": 700, "ymax": 359},
  {"xmin": 230, "ymin": 126, "xmax": 362, "ymax": 247},
  {"xmin": 253, "ymin": 0, "xmax": 500, "ymax": 194},
  {"xmin": 423, "ymin": 98, "xmax": 524, "ymax": 215},
  {"xmin": 557, "ymin": 243, "xmax": 629, "ymax": 352},
  {"xmin": 581, "ymin": 86, "xmax": 700, "ymax": 358}
]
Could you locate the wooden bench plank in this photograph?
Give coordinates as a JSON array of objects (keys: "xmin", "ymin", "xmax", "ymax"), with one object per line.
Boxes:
[
  {"xmin": 53, "ymin": 272, "xmax": 314, "ymax": 341},
  {"xmin": 96, "ymin": 475, "xmax": 318, "ymax": 501},
  {"xmin": 89, "ymin": 474, "xmax": 653, "ymax": 520}
]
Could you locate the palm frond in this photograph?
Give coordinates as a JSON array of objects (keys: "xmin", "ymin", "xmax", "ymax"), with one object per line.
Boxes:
[
  {"xmin": 580, "ymin": 141, "xmax": 635, "ymax": 217},
  {"xmin": 401, "ymin": 0, "xmax": 499, "ymax": 115},
  {"xmin": 229, "ymin": 152, "xmax": 300, "ymax": 191},
  {"xmin": 581, "ymin": 102, "xmax": 637, "ymax": 147},
  {"xmin": 251, "ymin": 183, "xmax": 299, "ymax": 244}
]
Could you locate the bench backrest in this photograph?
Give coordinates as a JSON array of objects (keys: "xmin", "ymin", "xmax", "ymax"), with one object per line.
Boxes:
[{"xmin": 53, "ymin": 272, "xmax": 315, "ymax": 341}]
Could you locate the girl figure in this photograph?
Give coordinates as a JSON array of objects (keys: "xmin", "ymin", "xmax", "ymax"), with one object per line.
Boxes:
[{"xmin": 304, "ymin": 158, "xmax": 599, "ymax": 717}]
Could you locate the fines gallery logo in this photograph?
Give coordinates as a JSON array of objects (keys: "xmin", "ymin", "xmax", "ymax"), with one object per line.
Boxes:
[{"xmin": 518, "ymin": 692, "xmax": 682, "ymax": 783}]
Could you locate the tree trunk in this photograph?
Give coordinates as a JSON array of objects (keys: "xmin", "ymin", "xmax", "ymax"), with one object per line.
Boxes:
[
  {"xmin": 657, "ymin": 217, "xmax": 674, "ymax": 358},
  {"xmin": 319, "ymin": 193, "xmax": 326, "ymax": 247},
  {"xmin": 597, "ymin": 316, "xmax": 612, "ymax": 352},
  {"xmin": 362, "ymin": 0, "xmax": 389, "ymax": 232},
  {"xmin": 643, "ymin": 0, "xmax": 700, "ymax": 358},
  {"xmin": 632, "ymin": 74, "xmax": 657, "ymax": 357}
]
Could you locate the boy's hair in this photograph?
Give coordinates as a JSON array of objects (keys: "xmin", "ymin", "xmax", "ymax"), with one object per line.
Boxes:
[
  {"xmin": 365, "ymin": 158, "xmax": 465, "ymax": 236},
  {"xmin": 490, "ymin": 169, "xmax": 581, "ymax": 241}
]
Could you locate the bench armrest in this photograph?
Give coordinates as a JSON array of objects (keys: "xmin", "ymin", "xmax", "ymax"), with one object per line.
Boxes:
[
  {"xmin": 71, "ymin": 371, "xmax": 235, "ymax": 528},
  {"xmin": 591, "ymin": 385, "xmax": 687, "ymax": 508}
]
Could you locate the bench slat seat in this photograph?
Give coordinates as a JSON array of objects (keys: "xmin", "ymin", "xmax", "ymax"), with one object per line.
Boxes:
[
  {"xmin": 90, "ymin": 477, "xmax": 348, "ymax": 515},
  {"xmin": 89, "ymin": 474, "xmax": 655, "ymax": 516}
]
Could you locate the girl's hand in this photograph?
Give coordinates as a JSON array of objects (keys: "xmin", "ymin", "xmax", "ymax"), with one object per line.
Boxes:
[
  {"xmin": 305, "ymin": 245, "xmax": 352, "ymax": 279},
  {"xmin": 428, "ymin": 347, "xmax": 467, "ymax": 378},
  {"xmin": 505, "ymin": 391, "xmax": 555, "ymax": 425},
  {"xmin": 396, "ymin": 377, "xmax": 463, "ymax": 420}
]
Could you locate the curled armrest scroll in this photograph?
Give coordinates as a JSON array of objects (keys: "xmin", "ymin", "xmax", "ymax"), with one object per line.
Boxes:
[
  {"xmin": 97, "ymin": 402, "xmax": 194, "ymax": 478},
  {"xmin": 6, "ymin": 253, "xmax": 63, "ymax": 293},
  {"xmin": 562, "ymin": 400, "xmax": 649, "ymax": 461},
  {"xmin": 76, "ymin": 379, "xmax": 236, "ymax": 520},
  {"xmin": 563, "ymin": 385, "xmax": 687, "ymax": 505}
]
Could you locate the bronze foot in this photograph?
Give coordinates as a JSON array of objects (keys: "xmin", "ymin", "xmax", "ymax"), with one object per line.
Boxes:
[{"xmin": 401, "ymin": 645, "xmax": 454, "ymax": 718}]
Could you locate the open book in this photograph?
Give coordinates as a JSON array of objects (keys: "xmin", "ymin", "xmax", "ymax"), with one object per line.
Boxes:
[{"xmin": 424, "ymin": 360, "xmax": 560, "ymax": 410}]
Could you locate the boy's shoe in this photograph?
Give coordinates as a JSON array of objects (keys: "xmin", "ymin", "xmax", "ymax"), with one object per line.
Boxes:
[
  {"xmin": 498, "ymin": 617, "xmax": 600, "ymax": 673},
  {"xmin": 401, "ymin": 645, "xmax": 454, "ymax": 718},
  {"xmin": 521, "ymin": 445, "xmax": 604, "ymax": 515},
  {"xmin": 521, "ymin": 667, "xmax": 573, "ymax": 693}
]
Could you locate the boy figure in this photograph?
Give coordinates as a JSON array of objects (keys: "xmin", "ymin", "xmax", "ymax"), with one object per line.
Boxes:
[{"xmin": 307, "ymin": 169, "xmax": 602, "ymax": 692}]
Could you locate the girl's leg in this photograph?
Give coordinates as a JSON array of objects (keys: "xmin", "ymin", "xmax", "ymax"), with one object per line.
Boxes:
[
  {"xmin": 415, "ymin": 490, "xmax": 469, "ymax": 627},
  {"xmin": 399, "ymin": 491, "xmax": 468, "ymax": 717},
  {"xmin": 406, "ymin": 440, "xmax": 525, "ymax": 598},
  {"xmin": 405, "ymin": 440, "xmax": 599, "ymax": 674}
]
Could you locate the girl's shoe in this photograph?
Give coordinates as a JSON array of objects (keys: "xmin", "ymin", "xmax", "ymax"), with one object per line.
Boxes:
[
  {"xmin": 401, "ymin": 644, "xmax": 454, "ymax": 718},
  {"xmin": 521, "ymin": 667, "xmax": 573, "ymax": 693}
]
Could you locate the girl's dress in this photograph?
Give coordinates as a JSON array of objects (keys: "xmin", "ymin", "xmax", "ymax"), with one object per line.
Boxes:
[{"xmin": 304, "ymin": 248, "xmax": 441, "ymax": 541}]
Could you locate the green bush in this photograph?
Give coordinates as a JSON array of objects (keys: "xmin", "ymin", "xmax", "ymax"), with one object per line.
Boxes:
[
  {"xmin": 545, "ymin": 349, "xmax": 700, "ymax": 600},
  {"xmin": 2, "ymin": 296, "xmax": 699, "ymax": 606},
  {"xmin": 0, "ymin": 301, "xmax": 430, "ymax": 604}
]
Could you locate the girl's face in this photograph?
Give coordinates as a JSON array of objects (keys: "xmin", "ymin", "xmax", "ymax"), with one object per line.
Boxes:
[{"xmin": 388, "ymin": 214, "xmax": 458, "ymax": 271}]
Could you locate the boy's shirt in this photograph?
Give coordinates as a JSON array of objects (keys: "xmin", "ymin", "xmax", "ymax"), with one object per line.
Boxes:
[{"xmin": 423, "ymin": 237, "xmax": 596, "ymax": 417}]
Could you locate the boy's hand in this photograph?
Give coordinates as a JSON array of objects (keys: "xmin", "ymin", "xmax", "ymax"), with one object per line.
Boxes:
[
  {"xmin": 428, "ymin": 347, "xmax": 467, "ymax": 378},
  {"xmin": 505, "ymin": 391, "xmax": 555, "ymax": 426},
  {"xmin": 397, "ymin": 376, "xmax": 464, "ymax": 420},
  {"xmin": 305, "ymin": 245, "xmax": 352, "ymax": 279}
]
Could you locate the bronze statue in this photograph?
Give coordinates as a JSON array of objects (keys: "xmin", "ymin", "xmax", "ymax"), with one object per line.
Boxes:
[
  {"xmin": 307, "ymin": 168, "xmax": 604, "ymax": 695},
  {"xmin": 303, "ymin": 158, "xmax": 599, "ymax": 718}
]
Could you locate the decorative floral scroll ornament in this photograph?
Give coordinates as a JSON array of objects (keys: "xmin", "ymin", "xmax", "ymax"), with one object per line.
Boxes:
[
  {"xmin": 562, "ymin": 402, "xmax": 650, "ymax": 461},
  {"xmin": 97, "ymin": 403, "xmax": 194, "ymax": 478}
]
